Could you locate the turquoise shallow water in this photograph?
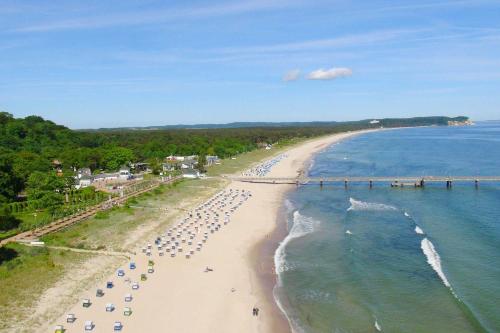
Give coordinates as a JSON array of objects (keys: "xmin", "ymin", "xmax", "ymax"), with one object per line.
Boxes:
[{"xmin": 275, "ymin": 122, "xmax": 500, "ymax": 333}]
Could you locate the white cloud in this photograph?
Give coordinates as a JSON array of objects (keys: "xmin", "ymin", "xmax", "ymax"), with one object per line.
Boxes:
[
  {"xmin": 283, "ymin": 69, "xmax": 300, "ymax": 82},
  {"xmin": 307, "ymin": 67, "xmax": 353, "ymax": 80}
]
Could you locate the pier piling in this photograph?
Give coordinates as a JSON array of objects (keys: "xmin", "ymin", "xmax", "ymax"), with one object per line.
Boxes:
[{"xmin": 344, "ymin": 179, "xmax": 348, "ymax": 189}]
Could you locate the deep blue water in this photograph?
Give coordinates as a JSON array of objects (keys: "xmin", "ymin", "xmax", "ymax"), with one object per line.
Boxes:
[{"xmin": 275, "ymin": 122, "xmax": 500, "ymax": 333}]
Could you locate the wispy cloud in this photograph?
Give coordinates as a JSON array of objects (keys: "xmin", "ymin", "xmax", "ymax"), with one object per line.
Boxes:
[
  {"xmin": 283, "ymin": 69, "xmax": 300, "ymax": 82},
  {"xmin": 307, "ymin": 67, "xmax": 352, "ymax": 80},
  {"xmin": 210, "ymin": 28, "xmax": 427, "ymax": 55},
  {"xmin": 12, "ymin": 0, "xmax": 303, "ymax": 33}
]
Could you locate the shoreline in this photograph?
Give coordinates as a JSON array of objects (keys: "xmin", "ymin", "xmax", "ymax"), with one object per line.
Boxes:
[
  {"xmin": 255, "ymin": 129, "xmax": 378, "ymax": 333},
  {"xmin": 43, "ymin": 129, "xmax": 377, "ymax": 333}
]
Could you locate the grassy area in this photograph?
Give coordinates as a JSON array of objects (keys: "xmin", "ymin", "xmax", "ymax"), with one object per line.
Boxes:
[
  {"xmin": 0, "ymin": 243, "xmax": 92, "ymax": 330},
  {"xmin": 0, "ymin": 229, "xmax": 19, "ymax": 242},
  {"xmin": 207, "ymin": 137, "xmax": 305, "ymax": 176},
  {"xmin": 42, "ymin": 177, "xmax": 226, "ymax": 251},
  {"xmin": 14, "ymin": 210, "xmax": 52, "ymax": 230}
]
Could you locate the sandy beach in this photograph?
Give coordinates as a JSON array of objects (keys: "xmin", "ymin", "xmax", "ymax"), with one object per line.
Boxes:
[{"xmin": 46, "ymin": 130, "xmax": 370, "ymax": 333}]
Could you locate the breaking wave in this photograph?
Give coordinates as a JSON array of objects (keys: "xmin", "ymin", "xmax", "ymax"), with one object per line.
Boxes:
[
  {"xmin": 347, "ymin": 198, "xmax": 398, "ymax": 212},
  {"xmin": 421, "ymin": 238, "xmax": 451, "ymax": 288},
  {"xmin": 274, "ymin": 211, "xmax": 319, "ymax": 276},
  {"xmin": 273, "ymin": 210, "xmax": 320, "ymax": 333},
  {"xmin": 415, "ymin": 226, "xmax": 425, "ymax": 235}
]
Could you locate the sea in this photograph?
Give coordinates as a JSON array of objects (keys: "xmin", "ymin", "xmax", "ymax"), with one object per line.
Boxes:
[{"xmin": 274, "ymin": 122, "xmax": 500, "ymax": 333}]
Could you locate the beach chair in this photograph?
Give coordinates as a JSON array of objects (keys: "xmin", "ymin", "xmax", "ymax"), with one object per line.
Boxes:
[
  {"xmin": 141, "ymin": 274, "xmax": 147, "ymax": 281},
  {"xmin": 148, "ymin": 266, "xmax": 154, "ymax": 273},
  {"xmin": 117, "ymin": 269, "xmax": 125, "ymax": 277},
  {"xmin": 96, "ymin": 289, "xmax": 104, "ymax": 297},
  {"xmin": 125, "ymin": 294, "xmax": 132, "ymax": 302},
  {"xmin": 148, "ymin": 260, "xmax": 155, "ymax": 266},
  {"xmin": 123, "ymin": 307, "xmax": 132, "ymax": 316},
  {"xmin": 54, "ymin": 325, "xmax": 64, "ymax": 333},
  {"xmin": 66, "ymin": 313, "xmax": 76, "ymax": 323},
  {"xmin": 84, "ymin": 320, "xmax": 94, "ymax": 331},
  {"xmin": 132, "ymin": 282, "xmax": 139, "ymax": 290},
  {"xmin": 114, "ymin": 321, "xmax": 123, "ymax": 331},
  {"xmin": 129, "ymin": 262, "xmax": 136, "ymax": 269},
  {"xmin": 82, "ymin": 299, "xmax": 91, "ymax": 308},
  {"xmin": 106, "ymin": 281, "xmax": 114, "ymax": 289},
  {"xmin": 106, "ymin": 303, "xmax": 115, "ymax": 312}
]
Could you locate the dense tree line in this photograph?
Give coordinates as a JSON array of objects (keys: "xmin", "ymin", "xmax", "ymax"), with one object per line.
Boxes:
[{"xmin": 0, "ymin": 111, "xmax": 467, "ymax": 231}]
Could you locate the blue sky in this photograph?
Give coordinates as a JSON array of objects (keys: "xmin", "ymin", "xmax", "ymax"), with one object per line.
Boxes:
[{"xmin": 1, "ymin": 0, "xmax": 499, "ymax": 128}]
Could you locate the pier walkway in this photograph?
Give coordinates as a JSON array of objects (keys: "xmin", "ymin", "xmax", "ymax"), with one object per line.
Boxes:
[{"xmin": 230, "ymin": 175, "xmax": 500, "ymax": 187}]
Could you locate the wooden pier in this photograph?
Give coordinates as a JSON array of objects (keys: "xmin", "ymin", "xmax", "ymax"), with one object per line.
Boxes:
[{"xmin": 230, "ymin": 176, "xmax": 500, "ymax": 187}]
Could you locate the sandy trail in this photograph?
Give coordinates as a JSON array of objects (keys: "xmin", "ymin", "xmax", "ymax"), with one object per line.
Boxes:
[{"xmin": 46, "ymin": 131, "xmax": 369, "ymax": 333}]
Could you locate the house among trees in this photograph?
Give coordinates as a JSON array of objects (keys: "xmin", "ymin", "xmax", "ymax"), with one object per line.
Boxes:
[
  {"xmin": 77, "ymin": 168, "xmax": 92, "ymax": 178},
  {"xmin": 163, "ymin": 155, "xmax": 198, "ymax": 172},
  {"xmin": 75, "ymin": 175, "xmax": 93, "ymax": 189}
]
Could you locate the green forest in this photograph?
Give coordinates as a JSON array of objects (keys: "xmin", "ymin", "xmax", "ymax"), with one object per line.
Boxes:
[{"xmin": 0, "ymin": 111, "xmax": 468, "ymax": 234}]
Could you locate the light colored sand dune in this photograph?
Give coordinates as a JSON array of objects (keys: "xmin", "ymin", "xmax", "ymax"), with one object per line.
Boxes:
[{"xmin": 47, "ymin": 130, "xmax": 370, "ymax": 333}]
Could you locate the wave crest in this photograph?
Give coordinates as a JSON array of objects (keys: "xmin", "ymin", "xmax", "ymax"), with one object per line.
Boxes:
[
  {"xmin": 421, "ymin": 238, "xmax": 451, "ymax": 288},
  {"xmin": 274, "ymin": 211, "xmax": 319, "ymax": 276},
  {"xmin": 347, "ymin": 198, "xmax": 398, "ymax": 212}
]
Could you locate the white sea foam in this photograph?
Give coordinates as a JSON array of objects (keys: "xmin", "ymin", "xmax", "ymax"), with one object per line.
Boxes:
[
  {"xmin": 347, "ymin": 198, "xmax": 398, "ymax": 212},
  {"xmin": 421, "ymin": 238, "xmax": 451, "ymax": 288},
  {"xmin": 415, "ymin": 226, "xmax": 424, "ymax": 235},
  {"xmin": 345, "ymin": 230, "xmax": 353, "ymax": 235},
  {"xmin": 375, "ymin": 320, "xmax": 382, "ymax": 331},
  {"xmin": 404, "ymin": 212, "xmax": 410, "ymax": 217},
  {"xmin": 274, "ymin": 211, "xmax": 319, "ymax": 276},
  {"xmin": 273, "ymin": 210, "xmax": 320, "ymax": 333}
]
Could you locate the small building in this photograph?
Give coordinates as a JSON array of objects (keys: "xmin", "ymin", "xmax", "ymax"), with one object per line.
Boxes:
[
  {"xmin": 182, "ymin": 169, "xmax": 201, "ymax": 179},
  {"xmin": 132, "ymin": 162, "xmax": 150, "ymax": 172},
  {"xmin": 180, "ymin": 159, "xmax": 197, "ymax": 169},
  {"xmin": 93, "ymin": 173, "xmax": 119, "ymax": 182},
  {"xmin": 77, "ymin": 168, "xmax": 92, "ymax": 178},
  {"xmin": 76, "ymin": 175, "xmax": 93, "ymax": 189},
  {"xmin": 119, "ymin": 167, "xmax": 131, "ymax": 180}
]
